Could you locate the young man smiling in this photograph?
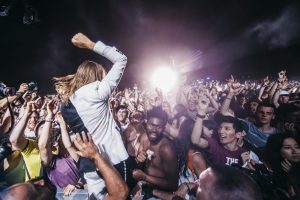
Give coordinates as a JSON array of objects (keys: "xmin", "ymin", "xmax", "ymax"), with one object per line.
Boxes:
[{"xmin": 191, "ymin": 95, "xmax": 247, "ymax": 166}]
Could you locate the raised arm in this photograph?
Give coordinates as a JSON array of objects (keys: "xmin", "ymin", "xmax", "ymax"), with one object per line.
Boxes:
[
  {"xmin": 220, "ymin": 76, "xmax": 242, "ymax": 116},
  {"xmin": 164, "ymin": 123, "xmax": 179, "ymax": 139},
  {"xmin": 143, "ymin": 96, "xmax": 154, "ymax": 112},
  {"xmin": 204, "ymin": 88, "xmax": 219, "ymax": 113},
  {"xmin": 72, "ymin": 33, "xmax": 127, "ymax": 100},
  {"xmin": 272, "ymin": 89, "xmax": 281, "ymax": 108},
  {"xmin": 38, "ymin": 100, "xmax": 58, "ymax": 166},
  {"xmin": 133, "ymin": 84, "xmax": 139, "ymax": 103},
  {"xmin": 0, "ymin": 96, "xmax": 18, "ymax": 110},
  {"xmin": 176, "ymin": 76, "xmax": 189, "ymax": 107},
  {"xmin": 124, "ymin": 88, "xmax": 136, "ymax": 112},
  {"xmin": 74, "ymin": 132, "xmax": 129, "ymax": 200},
  {"xmin": 0, "ymin": 83, "xmax": 28, "ymax": 110},
  {"xmin": 176, "ymin": 86, "xmax": 189, "ymax": 108},
  {"xmin": 56, "ymin": 111, "xmax": 79, "ymax": 162},
  {"xmin": 270, "ymin": 70, "xmax": 287, "ymax": 103},
  {"xmin": 18, "ymin": 91, "xmax": 33, "ymax": 117},
  {"xmin": 191, "ymin": 95, "xmax": 209, "ymax": 149},
  {"xmin": 0, "ymin": 108, "xmax": 13, "ymax": 135},
  {"xmin": 9, "ymin": 102, "xmax": 35, "ymax": 150},
  {"xmin": 258, "ymin": 85, "xmax": 266, "ymax": 102},
  {"xmin": 267, "ymin": 81, "xmax": 278, "ymax": 102}
]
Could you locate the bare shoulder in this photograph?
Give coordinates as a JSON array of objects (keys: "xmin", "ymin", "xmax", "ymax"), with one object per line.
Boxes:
[{"xmin": 159, "ymin": 138, "xmax": 177, "ymax": 159}]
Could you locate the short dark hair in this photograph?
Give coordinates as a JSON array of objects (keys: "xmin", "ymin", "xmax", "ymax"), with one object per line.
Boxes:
[
  {"xmin": 209, "ymin": 165, "xmax": 263, "ymax": 200},
  {"xmin": 146, "ymin": 106, "xmax": 168, "ymax": 126},
  {"xmin": 29, "ymin": 177, "xmax": 57, "ymax": 200},
  {"xmin": 214, "ymin": 112, "xmax": 244, "ymax": 132},
  {"xmin": 116, "ymin": 105, "xmax": 128, "ymax": 115},
  {"xmin": 248, "ymin": 97, "xmax": 260, "ymax": 104},
  {"xmin": 203, "ymin": 120, "xmax": 217, "ymax": 131},
  {"xmin": 256, "ymin": 102, "xmax": 276, "ymax": 112}
]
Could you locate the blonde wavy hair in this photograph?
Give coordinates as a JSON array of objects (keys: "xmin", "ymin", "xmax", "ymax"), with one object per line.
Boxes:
[{"xmin": 53, "ymin": 60, "xmax": 107, "ymax": 102}]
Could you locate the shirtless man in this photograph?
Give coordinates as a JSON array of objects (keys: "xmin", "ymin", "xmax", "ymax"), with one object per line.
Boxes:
[{"xmin": 132, "ymin": 107, "xmax": 179, "ymax": 198}]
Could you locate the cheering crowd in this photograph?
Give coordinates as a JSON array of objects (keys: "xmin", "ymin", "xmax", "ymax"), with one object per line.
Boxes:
[{"xmin": 0, "ymin": 33, "xmax": 299, "ymax": 200}]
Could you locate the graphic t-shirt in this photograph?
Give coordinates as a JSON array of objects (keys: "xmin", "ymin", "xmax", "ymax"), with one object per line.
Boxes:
[{"xmin": 207, "ymin": 137, "xmax": 247, "ymax": 166}]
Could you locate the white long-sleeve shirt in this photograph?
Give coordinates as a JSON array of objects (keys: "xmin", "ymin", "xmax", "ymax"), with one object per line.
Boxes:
[{"xmin": 61, "ymin": 40, "xmax": 129, "ymax": 165}]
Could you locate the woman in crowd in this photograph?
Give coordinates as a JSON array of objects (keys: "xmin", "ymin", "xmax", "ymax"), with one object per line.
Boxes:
[
  {"xmin": 264, "ymin": 133, "xmax": 300, "ymax": 193},
  {"xmin": 36, "ymin": 100, "xmax": 81, "ymax": 196}
]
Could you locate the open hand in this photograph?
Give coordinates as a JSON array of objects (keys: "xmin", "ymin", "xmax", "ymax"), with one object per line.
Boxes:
[
  {"xmin": 46, "ymin": 99, "xmax": 59, "ymax": 116},
  {"xmin": 55, "ymin": 111, "xmax": 66, "ymax": 127},
  {"xmin": 73, "ymin": 132, "xmax": 99, "ymax": 160},
  {"xmin": 196, "ymin": 95, "xmax": 209, "ymax": 114},
  {"xmin": 22, "ymin": 91, "xmax": 31, "ymax": 102},
  {"xmin": 63, "ymin": 184, "xmax": 76, "ymax": 196},
  {"xmin": 25, "ymin": 101, "xmax": 36, "ymax": 115}
]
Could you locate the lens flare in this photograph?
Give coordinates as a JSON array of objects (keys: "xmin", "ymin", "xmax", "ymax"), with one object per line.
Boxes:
[{"xmin": 150, "ymin": 66, "xmax": 178, "ymax": 92}]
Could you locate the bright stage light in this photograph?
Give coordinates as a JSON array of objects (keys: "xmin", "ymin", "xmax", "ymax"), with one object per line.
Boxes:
[{"xmin": 150, "ymin": 66, "xmax": 178, "ymax": 92}]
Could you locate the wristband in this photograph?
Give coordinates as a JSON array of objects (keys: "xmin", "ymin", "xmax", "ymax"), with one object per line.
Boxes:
[{"xmin": 196, "ymin": 113, "xmax": 206, "ymax": 119}]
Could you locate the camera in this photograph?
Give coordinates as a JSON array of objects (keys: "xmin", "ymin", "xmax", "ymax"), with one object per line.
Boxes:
[
  {"xmin": 0, "ymin": 86, "xmax": 16, "ymax": 97},
  {"xmin": 0, "ymin": 82, "xmax": 16, "ymax": 97},
  {"xmin": 27, "ymin": 81, "xmax": 38, "ymax": 92},
  {"xmin": 0, "ymin": 138, "xmax": 12, "ymax": 162}
]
